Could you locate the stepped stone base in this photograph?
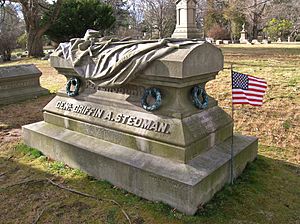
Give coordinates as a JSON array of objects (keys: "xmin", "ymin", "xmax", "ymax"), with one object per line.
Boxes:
[
  {"xmin": 23, "ymin": 121, "xmax": 257, "ymax": 215},
  {"xmin": 23, "ymin": 41, "xmax": 258, "ymax": 215},
  {"xmin": 172, "ymin": 27, "xmax": 202, "ymax": 39}
]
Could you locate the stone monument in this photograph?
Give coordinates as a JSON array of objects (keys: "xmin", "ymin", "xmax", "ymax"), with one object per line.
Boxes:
[
  {"xmin": 251, "ymin": 39, "xmax": 261, "ymax": 45},
  {"xmin": 23, "ymin": 1, "xmax": 258, "ymax": 215},
  {"xmin": 0, "ymin": 64, "xmax": 49, "ymax": 105},
  {"xmin": 172, "ymin": 0, "xmax": 201, "ymax": 39},
  {"xmin": 239, "ymin": 24, "xmax": 250, "ymax": 44}
]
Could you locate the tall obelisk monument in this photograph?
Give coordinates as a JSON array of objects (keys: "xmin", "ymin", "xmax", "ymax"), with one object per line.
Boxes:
[{"xmin": 172, "ymin": 0, "xmax": 201, "ymax": 39}]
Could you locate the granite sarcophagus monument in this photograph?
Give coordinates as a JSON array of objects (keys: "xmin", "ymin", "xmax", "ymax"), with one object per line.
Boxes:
[
  {"xmin": 23, "ymin": 39, "xmax": 257, "ymax": 214},
  {"xmin": 23, "ymin": 1, "xmax": 257, "ymax": 215}
]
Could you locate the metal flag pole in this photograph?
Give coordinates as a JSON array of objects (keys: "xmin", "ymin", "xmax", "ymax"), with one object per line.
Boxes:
[{"xmin": 230, "ymin": 64, "xmax": 234, "ymax": 185}]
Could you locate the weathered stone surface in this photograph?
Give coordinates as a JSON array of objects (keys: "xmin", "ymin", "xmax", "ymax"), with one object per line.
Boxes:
[
  {"xmin": 23, "ymin": 29, "xmax": 258, "ymax": 215},
  {"xmin": 23, "ymin": 121, "xmax": 257, "ymax": 215},
  {"xmin": 251, "ymin": 39, "xmax": 261, "ymax": 45},
  {"xmin": 216, "ymin": 40, "xmax": 223, "ymax": 45},
  {"xmin": 262, "ymin": 39, "xmax": 271, "ymax": 44},
  {"xmin": 172, "ymin": 0, "xmax": 201, "ymax": 39},
  {"xmin": 50, "ymin": 42, "xmax": 224, "ymax": 85},
  {"xmin": 0, "ymin": 64, "xmax": 49, "ymax": 105},
  {"xmin": 239, "ymin": 30, "xmax": 251, "ymax": 44},
  {"xmin": 42, "ymin": 93, "xmax": 232, "ymax": 163}
]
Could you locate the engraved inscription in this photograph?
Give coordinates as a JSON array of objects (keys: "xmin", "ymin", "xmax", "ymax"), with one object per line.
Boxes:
[
  {"xmin": 0, "ymin": 80, "xmax": 37, "ymax": 90},
  {"xmin": 185, "ymin": 107, "xmax": 230, "ymax": 138},
  {"xmin": 86, "ymin": 82, "xmax": 145, "ymax": 96},
  {"xmin": 185, "ymin": 116, "xmax": 207, "ymax": 138},
  {"xmin": 55, "ymin": 101, "xmax": 171, "ymax": 134}
]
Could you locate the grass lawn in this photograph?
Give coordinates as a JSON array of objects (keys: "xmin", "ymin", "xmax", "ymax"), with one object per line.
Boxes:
[{"xmin": 0, "ymin": 44, "xmax": 299, "ymax": 223}]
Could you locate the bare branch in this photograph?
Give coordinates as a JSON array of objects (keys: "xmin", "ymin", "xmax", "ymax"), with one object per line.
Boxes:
[
  {"xmin": 32, "ymin": 203, "xmax": 59, "ymax": 224},
  {"xmin": 1, "ymin": 178, "xmax": 132, "ymax": 224}
]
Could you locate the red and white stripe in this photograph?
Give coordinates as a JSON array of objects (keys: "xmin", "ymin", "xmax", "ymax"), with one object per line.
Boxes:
[{"xmin": 233, "ymin": 75, "xmax": 267, "ymax": 106}]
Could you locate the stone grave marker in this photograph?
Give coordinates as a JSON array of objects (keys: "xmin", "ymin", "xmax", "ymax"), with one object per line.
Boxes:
[
  {"xmin": 251, "ymin": 39, "xmax": 261, "ymax": 45},
  {"xmin": 216, "ymin": 40, "xmax": 223, "ymax": 45},
  {"xmin": 23, "ymin": 1, "xmax": 258, "ymax": 215},
  {"xmin": 240, "ymin": 24, "xmax": 250, "ymax": 44},
  {"xmin": 23, "ymin": 41, "xmax": 257, "ymax": 215},
  {"xmin": 223, "ymin": 40, "xmax": 230, "ymax": 44},
  {"xmin": 172, "ymin": 0, "xmax": 201, "ymax": 39},
  {"xmin": 262, "ymin": 39, "xmax": 269, "ymax": 44},
  {"xmin": 0, "ymin": 64, "xmax": 49, "ymax": 105}
]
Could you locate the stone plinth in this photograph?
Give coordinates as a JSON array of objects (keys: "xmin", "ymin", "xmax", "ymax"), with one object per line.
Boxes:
[
  {"xmin": 216, "ymin": 40, "xmax": 223, "ymax": 45},
  {"xmin": 251, "ymin": 39, "xmax": 261, "ymax": 45},
  {"xmin": 23, "ymin": 42, "xmax": 258, "ymax": 215},
  {"xmin": 172, "ymin": 0, "xmax": 201, "ymax": 39},
  {"xmin": 0, "ymin": 64, "xmax": 49, "ymax": 105},
  {"xmin": 240, "ymin": 31, "xmax": 250, "ymax": 44}
]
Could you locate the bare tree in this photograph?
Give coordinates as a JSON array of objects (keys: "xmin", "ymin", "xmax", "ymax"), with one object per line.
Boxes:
[
  {"xmin": 104, "ymin": 0, "xmax": 137, "ymax": 37},
  {"xmin": 265, "ymin": 0, "xmax": 300, "ymax": 40},
  {"xmin": 204, "ymin": 0, "xmax": 273, "ymax": 39},
  {"xmin": 196, "ymin": 0, "xmax": 299, "ymax": 40},
  {"xmin": 240, "ymin": 0, "xmax": 300, "ymax": 39},
  {"xmin": 136, "ymin": 0, "xmax": 176, "ymax": 38},
  {"xmin": 0, "ymin": 4, "xmax": 22, "ymax": 61},
  {"xmin": 0, "ymin": 0, "xmax": 5, "ymax": 24},
  {"xmin": 243, "ymin": 0, "xmax": 271, "ymax": 39},
  {"xmin": 195, "ymin": 0, "xmax": 207, "ymax": 37},
  {"xmin": 6, "ymin": 0, "xmax": 63, "ymax": 57}
]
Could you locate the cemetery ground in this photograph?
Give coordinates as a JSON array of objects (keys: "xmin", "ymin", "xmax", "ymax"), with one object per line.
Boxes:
[{"xmin": 0, "ymin": 44, "xmax": 299, "ymax": 224}]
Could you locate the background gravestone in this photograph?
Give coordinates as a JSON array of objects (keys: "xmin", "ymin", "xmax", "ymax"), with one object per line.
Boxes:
[
  {"xmin": 172, "ymin": 0, "xmax": 201, "ymax": 39},
  {"xmin": 0, "ymin": 64, "xmax": 49, "ymax": 105}
]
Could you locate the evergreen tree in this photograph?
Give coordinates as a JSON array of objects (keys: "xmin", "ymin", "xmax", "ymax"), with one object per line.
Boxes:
[{"xmin": 43, "ymin": 0, "xmax": 116, "ymax": 43}]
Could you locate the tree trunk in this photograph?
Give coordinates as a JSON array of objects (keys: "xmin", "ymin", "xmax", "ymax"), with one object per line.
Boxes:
[
  {"xmin": 3, "ymin": 50, "xmax": 11, "ymax": 61},
  {"xmin": 251, "ymin": 0, "xmax": 258, "ymax": 40},
  {"xmin": 27, "ymin": 30, "xmax": 44, "ymax": 57},
  {"xmin": 252, "ymin": 22, "xmax": 259, "ymax": 40}
]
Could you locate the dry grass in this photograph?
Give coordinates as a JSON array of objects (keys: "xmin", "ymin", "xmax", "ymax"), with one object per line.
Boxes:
[{"xmin": 207, "ymin": 44, "xmax": 300, "ymax": 165}]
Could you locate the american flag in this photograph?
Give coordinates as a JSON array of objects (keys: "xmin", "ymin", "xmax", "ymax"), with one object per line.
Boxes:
[{"xmin": 232, "ymin": 71, "xmax": 267, "ymax": 106}]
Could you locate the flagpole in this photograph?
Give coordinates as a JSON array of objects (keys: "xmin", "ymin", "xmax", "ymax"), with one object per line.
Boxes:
[{"xmin": 230, "ymin": 64, "xmax": 234, "ymax": 185}]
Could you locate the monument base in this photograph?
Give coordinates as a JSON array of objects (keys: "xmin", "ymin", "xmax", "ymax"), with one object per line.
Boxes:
[
  {"xmin": 0, "ymin": 87, "xmax": 49, "ymax": 105},
  {"xmin": 23, "ymin": 121, "xmax": 257, "ymax": 215},
  {"xmin": 172, "ymin": 28, "xmax": 202, "ymax": 39}
]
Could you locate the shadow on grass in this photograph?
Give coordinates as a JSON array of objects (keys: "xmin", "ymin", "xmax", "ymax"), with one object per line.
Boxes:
[
  {"xmin": 0, "ymin": 143, "xmax": 299, "ymax": 224},
  {"xmin": 0, "ymin": 95, "xmax": 55, "ymax": 130}
]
